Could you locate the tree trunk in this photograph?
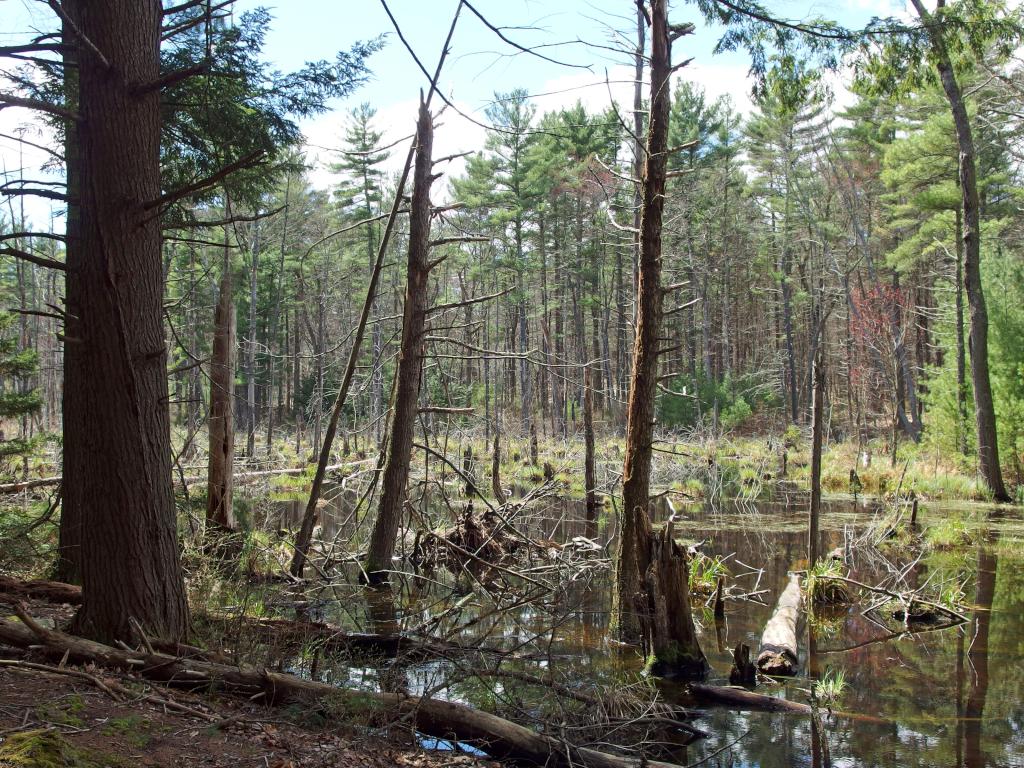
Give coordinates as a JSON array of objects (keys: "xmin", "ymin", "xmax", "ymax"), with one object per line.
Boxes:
[
  {"xmin": 809, "ymin": 356, "xmax": 824, "ymax": 568},
  {"xmin": 583, "ymin": 364, "xmax": 597, "ymax": 536},
  {"xmin": 245, "ymin": 223, "xmax": 260, "ymax": 457},
  {"xmin": 206, "ymin": 253, "xmax": 236, "ymax": 530},
  {"xmin": 955, "ymin": 207, "xmax": 968, "ymax": 455},
  {"xmin": 612, "ymin": 0, "xmax": 705, "ymax": 678},
  {"xmin": 963, "ymin": 547, "xmax": 996, "ymax": 766},
  {"xmin": 911, "ymin": 0, "xmax": 1009, "ymax": 500},
  {"xmin": 364, "ymin": 101, "xmax": 434, "ymax": 582},
  {"xmin": 63, "ymin": 0, "xmax": 189, "ymax": 643},
  {"xmin": 491, "ymin": 431, "xmax": 506, "ymax": 505}
]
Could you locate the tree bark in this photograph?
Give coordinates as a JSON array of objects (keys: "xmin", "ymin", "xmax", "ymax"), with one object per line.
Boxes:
[
  {"xmin": 363, "ymin": 101, "xmax": 434, "ymax": 582},
  {"xmin": 244, "ymin": 220, "xmax": 261, "ymax": 457},
  {"xmin": 955, "ymin": 208, "xmax": 968, "ymax": 455},
  {"xmin": 911, "ymin": 0, "xmax": 1008, "ymax": 500},
  {"xmin": 206, "ymin": 251, "xmax": 236, "ymax": 530},
  {"xmin": 809, "ymin": 356, "xmax": 824, "ymax": 567},
  {"xmin": 62, "ymin": 0, "xmax": 189, "ymax": 643},
  {"xmin": 583, "ymin": 364, "xmax": 597, "ymax": 536},
  {"xmin": 612, "ymin": 0, "xmax": 705, "ymax": 678}
]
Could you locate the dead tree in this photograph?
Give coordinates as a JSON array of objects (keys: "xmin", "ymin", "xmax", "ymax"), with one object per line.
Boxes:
[
  {"xmin": 808, "ymin": 354, "xmax": 824, "ymax": 567},
  {"xmin": 584, "ymin": 364, "xmax": 598, "ymax": 534},
  {"xmin": 289, "ymin": 7, "xmax": 462, "ymax": 578},
  {"xmin": 757, "ymin": 573, "xmax": 801, "ymax": 676},
  {"xmin": 364, "ymin": 100, "xmax": 436, "ymax": 582},
  {"xmin": 206, "ymin": 250, "xmax": 236, "ymax": 530},
  {"xmin": 491, "ymin": 431, "xmax": 506, "ymax": 505},
  {"xmin": 611, "ymin": 0, "xmax": 705, "ymax": 677}
]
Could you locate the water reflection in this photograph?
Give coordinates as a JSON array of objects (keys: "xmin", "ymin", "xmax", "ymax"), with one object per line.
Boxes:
[{"xmin": 275, "ymin": 490, "xmax": 1023, "ymax": 767}]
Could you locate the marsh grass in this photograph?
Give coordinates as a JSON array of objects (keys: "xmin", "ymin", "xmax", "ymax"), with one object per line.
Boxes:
[
  {"xmin": 806, "ymin": 558, "xmax": 851, "ymax": 606},
  {"xmin": 689, "ymin": 551, "xmax": 730, "ymax": 595},
  {"xmin": 925, "ymin": 514, "xmax": 973, "ymax": 550},
  {"xmin": 813, "ymin": 667, "xmax": 848, "ymax": 707}
]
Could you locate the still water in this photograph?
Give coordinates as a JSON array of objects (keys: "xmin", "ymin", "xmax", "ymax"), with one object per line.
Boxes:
[{"xmin": 277, "ymin": 494, "xmax": 1024, "ymax": 767}]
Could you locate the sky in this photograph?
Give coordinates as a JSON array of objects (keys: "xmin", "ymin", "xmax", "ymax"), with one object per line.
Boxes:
[{"xmin": 0, "ymin": 0, "xmax": 904, "ymax": 227}]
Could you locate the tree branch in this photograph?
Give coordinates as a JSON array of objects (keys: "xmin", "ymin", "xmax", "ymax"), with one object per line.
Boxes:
[
  {"xmin": 0, "ymin": 247, "xmax": 66, "ymax": 271},
  {"xmin": 144, "ymin": 150, "xmax": 265, "ymax": 211},
  {"xmin": 428, "ymin": 286, "xmax": 515, "ymax": 315},
  {"xmin": 0, "ymin": 92, "xmax": 79, "ymax": 122},
  {"xmin": 133, "ymin": 59, "xmax": 212, "ymax": 95}
]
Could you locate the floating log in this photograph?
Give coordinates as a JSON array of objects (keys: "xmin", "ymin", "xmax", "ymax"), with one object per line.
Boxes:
[
  {"xmin": 689, "ymin": 683, "xmax": 811, "ymax": 714},
  {"xmin": 756, "ymin": 573, "xmax": 801, "ymax": 676},
  {"xmin": 0, "ymin": 614, "xmax": 688, "ymax": 768}
]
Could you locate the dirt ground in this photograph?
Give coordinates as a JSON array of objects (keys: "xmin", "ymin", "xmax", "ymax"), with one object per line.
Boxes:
[{"xmin": 0, "ymin": 602, "xmax": 497, "ymax": 768}]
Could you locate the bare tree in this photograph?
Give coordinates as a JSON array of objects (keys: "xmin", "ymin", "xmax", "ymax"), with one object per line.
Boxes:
[{"xmin": 612, "ymin": 0, "xmax": 706, "ymax": 677}]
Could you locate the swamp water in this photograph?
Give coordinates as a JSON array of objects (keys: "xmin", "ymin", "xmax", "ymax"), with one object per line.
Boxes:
[{"xmin": 269, "ymin": 495, "xmax": 1024, "ymax": 767}]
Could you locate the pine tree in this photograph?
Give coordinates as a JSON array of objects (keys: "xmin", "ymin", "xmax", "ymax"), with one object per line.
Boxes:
[{"xmin": 0, "ymin": 312, "xmax": 42, "ymax": 470}]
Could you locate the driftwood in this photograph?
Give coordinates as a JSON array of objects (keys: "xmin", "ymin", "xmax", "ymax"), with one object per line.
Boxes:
[
  {"xmin": 689, "ymin": 683, "xmax": 811, "ymax": 714},
  {"xmin": 0, "ymin": 613, "xmax": 688, "ymax": 768},
  {"xmin": 822, "ymin": 574, "xmax": 968, "ymax": 623},
  {"xmin": 756, "ymin": 574, "xmax": 801, "ymax": 676}
]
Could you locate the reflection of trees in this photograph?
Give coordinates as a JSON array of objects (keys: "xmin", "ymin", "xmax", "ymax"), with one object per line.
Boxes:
[
  {"xmin": 963, "ymin": 546, "xmax": 995, "ymax": 768},
  {"xmin": 981, "ymin": 545, "xmax": 1024, "ymax": 765}
]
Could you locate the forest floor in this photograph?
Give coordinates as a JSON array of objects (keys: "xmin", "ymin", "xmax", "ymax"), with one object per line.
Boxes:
[{"xmin": 0, "ymin": 603, "xmax": 496, "ymax": 768}]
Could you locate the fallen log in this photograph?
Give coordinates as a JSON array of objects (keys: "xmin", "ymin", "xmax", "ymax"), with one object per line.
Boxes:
[
  {"xmin": 0, "ymin": 614, "xmax": 688, "ymax": 768},
  {"xmin": 0, "ymin": 476, "xmax": 61, "ymax": 494},
  {"xmin": 0, "ymin": 575, "xmax": 82, "ymax": 604},
  {"xmin": 0, "ymin": 578, "xmax": 505, "ymax": 662},
  {"xmin": 756, "ymin": 573, "xmax": 801, "ymax": 676},
  {"xmin": 688, "ymin": 683, "xmax": 811, "ymax": 714},
  {"xmin": 0, "ymin": 460, "xmax": 372, "ymax": 495},
  {"xmin": 822, "ymin": 574, "xmax": 969, "ymax": 624}
]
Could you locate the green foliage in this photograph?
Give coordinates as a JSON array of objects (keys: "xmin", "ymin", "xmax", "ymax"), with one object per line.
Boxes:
[
  {"xmin": 689, "ymin": 551, "xmax": 730, "ymax": 595},
  {"xmin": 925, "ymin": 514, "xmax": 973, "ymax": 549},
  {"xmin": 0, "ymin": 729, "xmax": 127, "ymax": 768},
  {"xmin": 659, "ymin": 370, "xmax": 775, "ymax": 432},
  {"xmin": 854, "ymin": 0, "xmax": 1024, "ymax": 98},
  {"xmin": 0, "ymin": 312, "xmax": 42, "ymax": 468},
  {"xmin": 813, "ymin": 667, "xmax": 848, "ymax": 707},
  {"xmin": 159, "ymin": 5, "xmax": 383, "ymax": 213},
  {"xmin": 922, "ymin": 240, "xmax": 1024, "ymax": 477}
]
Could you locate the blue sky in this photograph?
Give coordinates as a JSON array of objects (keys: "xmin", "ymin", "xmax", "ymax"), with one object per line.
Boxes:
[
  {"xmin": 232, "ymin": 0, "xmax": 901, "ymax": 186},
  {"xmin": 0, "ymin": 0, "xmax": 902, "ymax": 225}
]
